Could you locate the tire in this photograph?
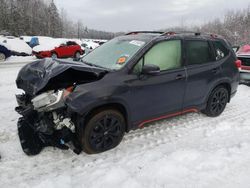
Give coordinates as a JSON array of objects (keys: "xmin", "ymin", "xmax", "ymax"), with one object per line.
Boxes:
[
  {"xmin": 80, "ymin": 109, "xmax": 125, "ymax": 154},
  {"xmin": 74, "ymin": 51, "xmax": 81, "ymax": 59},
  {"xmin": 202, "ymin": 86, "xmax": 229, "ymax": 117},
  {"xmin": 51, "ymin": 52, "xmax": 57, "ymax": 59},
  {"xmin": 0, "ymin": 52, "xmax": 6, "ymax": 62}
]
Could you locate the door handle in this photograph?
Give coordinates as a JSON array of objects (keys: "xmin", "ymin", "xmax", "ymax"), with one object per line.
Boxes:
[
  {"xmin": 175, "ymin": 74, "xmax": 185, "ymax": 80},
  {"xmin": 212, "ymin": 68, "xmax": 219, "ymax": 74}
]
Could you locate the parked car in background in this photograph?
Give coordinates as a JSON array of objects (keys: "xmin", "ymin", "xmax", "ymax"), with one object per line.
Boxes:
[
  {"xmin": 20, "ymin": 36, "xmax": 32, "ymax": 46},
  {"xmin": 81, "ymin": 40, "xmax": 99, "ymax": 55},
  {"xmin": 29, "ymin": 37, "xmax": 39, "ymax": 48},
  {"xmin": 21, "ymin": 36, "xmax": 55, "ymax": 48},
  {"xmin": 82, "ymin": 40, "xmax": 99, "ymax": 48},
  {"xmin": 0, "ymin": 44, "xmax": 11, "ymax": 62},
  {"xmin": 33, "ymin": 40, "xmax": 84, "ymax": 59},
  {"xmin": 237, "ymin": 45, "xmax": 250, "ymax": 85},
  {"xmin": 16, "ymin": 31, "xmax": 239, "ymax": 156},
  {"xmin": 0, "ymin": 36, "xmax": 32, "ymax": 61},
  {"xmin": 93, "ymin": 39, "xmax": 108, "ymax": 45}
]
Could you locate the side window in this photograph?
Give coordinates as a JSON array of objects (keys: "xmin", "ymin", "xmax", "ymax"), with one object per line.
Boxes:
[
  {"xmin": 186, "ymin": 40, "xmax": 213, "ymax": 65},
  {"xmin": 212, "ymin": 41, "xmax": 229, "ymax": 60},
  {"xmin": 144, "ymin": 40, "xmax": 182, "ymax": 71}
]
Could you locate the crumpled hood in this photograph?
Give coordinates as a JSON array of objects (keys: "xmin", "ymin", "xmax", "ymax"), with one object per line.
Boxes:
[{"xmin": 16, "ymin": 58, "xmax": 107, "ymax": 96}]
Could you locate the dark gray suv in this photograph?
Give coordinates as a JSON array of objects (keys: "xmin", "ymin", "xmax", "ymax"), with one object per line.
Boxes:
[{"xmin": 15, "ymin": 31, "xmax": 240, "ymax": 155}]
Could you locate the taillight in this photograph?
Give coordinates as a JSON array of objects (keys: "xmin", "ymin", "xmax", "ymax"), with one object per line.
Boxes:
[{"xmin": 235, "ymin": 59, "xmax": 242, "ymax": 68}]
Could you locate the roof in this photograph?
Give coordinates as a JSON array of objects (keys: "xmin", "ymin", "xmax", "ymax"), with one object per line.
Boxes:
[{"xmin": 124, "ymin": 31, "xmax": 224, "ymax": 41}]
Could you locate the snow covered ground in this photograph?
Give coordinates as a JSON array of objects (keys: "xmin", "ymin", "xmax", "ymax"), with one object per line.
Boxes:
[
  {"xmin": 0, "ymin": 63, "xmax": 250, "ymax": 188},
  {"xmin": 3, "ymin": 56, "xmax": 36, "ymax": 64}
]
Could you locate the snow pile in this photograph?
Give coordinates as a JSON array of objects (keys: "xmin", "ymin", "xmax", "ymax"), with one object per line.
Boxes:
[
  {"xmin": 0, "ymin": 64, "xmax": 250, "ymax": 188},
  {"xmin": 33, "ymin": 38, "xmax": 67, "ymax": 52},
  {"xmin": 4, "ymin": 56, "xmax": 36, "ymax": 64},
  {"xmin": 0, "ymin": 36, "xmax": 32, "ymax": 55},
  {"xmin": 20, "ymin": 36, "xmax": 32, "ymax": 43}
]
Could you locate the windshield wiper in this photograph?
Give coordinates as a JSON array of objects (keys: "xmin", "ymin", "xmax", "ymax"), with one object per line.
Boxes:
[{"xmin": 81, "ymin": 60, "xmax": 111, "ymax": 70}]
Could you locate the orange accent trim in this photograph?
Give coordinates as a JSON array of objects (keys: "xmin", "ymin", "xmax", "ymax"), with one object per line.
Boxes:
[
  {"xmin": 66, "ymin": 86, "xmax": 74, "ymax": 92},
  {"xmin": 138, "ymin": 108, "xmax": 198, "ymax": 128}
]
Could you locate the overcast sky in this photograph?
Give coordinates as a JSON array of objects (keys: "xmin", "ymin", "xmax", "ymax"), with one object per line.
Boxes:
[{"xmin": 55, "ymin": 0, "xmax": 249, "ymax": 32}]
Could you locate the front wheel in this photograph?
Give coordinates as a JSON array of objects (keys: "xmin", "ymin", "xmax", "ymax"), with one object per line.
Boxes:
[
  {"xmin": 202, "ymin": 86, "xmax": 229, "ymax": 117},
  {"xmin": 74, "ymin": 51, "xmax": 81, "ymax": 59},
  {"xmin": 0, "ymin": 52, "xmax": 6, "ymax": 62},
  {"xmin": 80, "ymin": 109, "xmax": 125, "ymax": 154},
  {"xmin": 51, "ymin": 52, "xmax": 57, "ymax": 59}
]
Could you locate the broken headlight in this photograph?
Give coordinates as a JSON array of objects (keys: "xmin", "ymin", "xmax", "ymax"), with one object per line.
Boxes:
[{"xmin": 32, "ymin": 87, "xmax": 73, "ymax": 112}]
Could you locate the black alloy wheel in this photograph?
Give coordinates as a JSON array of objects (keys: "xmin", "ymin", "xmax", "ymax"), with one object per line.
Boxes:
[
  {"xmin": 81, "ymin": 109, "xmax": 125, "ymax": 154},
  {"xmin": 203, "ymin": 86, "xmax": 229, "ymax": 117}
]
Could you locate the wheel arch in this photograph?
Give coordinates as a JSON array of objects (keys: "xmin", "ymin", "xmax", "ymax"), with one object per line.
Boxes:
[
  {"xmin": 74, "ymin": 50, "xmax": 81, "ymax": 57},
  {"xmin": 51, "ymin": 51, "xmax": 58, "ymax": 57},
  {"xmin": 207, "ymin": 81, "xmax": 232, "ymax": 103},
  {"xmin": 78, "ymin": 102, "xmax": 130, "ymax": 132}
]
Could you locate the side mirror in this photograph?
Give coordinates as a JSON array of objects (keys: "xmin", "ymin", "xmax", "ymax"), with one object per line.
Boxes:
[{"xmin": 142, "ymin": 64, "xmax": 160, "ymax": 75}]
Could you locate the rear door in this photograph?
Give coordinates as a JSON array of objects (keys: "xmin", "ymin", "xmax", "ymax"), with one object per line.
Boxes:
[{"xmin": 183, "ymin": 39, "xmax": 221, "ymax": 109}]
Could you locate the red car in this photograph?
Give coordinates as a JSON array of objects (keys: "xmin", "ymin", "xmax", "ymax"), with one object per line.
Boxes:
[{"xmin": 33, "ymin": 41, "xmax": 84, "ymax": 59}]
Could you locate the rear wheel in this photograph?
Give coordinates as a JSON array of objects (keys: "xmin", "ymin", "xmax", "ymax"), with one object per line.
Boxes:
[
  {"xmin": 80, "ymin": 109, "xmax": 125, "ymax": 154},
  {"xmin": 51, "ymin": 52, "xmax": 57, "ymax": 59},
  {"xmin": 0, "ymin": 52, "xmax": 6, "ymax": 62},
  {"xmin": 202, "ymin": 86, "xmax": 229, "ymax": 117},
  {"xmin": 74, "ymin": 51, "xmax": 81, "ymax": 59}
]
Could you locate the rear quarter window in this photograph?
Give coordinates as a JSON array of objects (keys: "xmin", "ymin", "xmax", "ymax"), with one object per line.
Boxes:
[{"xmin": 212, "ymin": 41, "xmax": 229, "ymax": 61}]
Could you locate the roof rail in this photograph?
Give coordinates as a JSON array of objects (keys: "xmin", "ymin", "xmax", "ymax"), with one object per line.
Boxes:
[
  {"xmin": 125, "ymin": 30, "xmax": 221, "ymax": 39},
  {"xmin": 125, "ymin": 31, "xmax": 164, "ymax": 35},
  {"xmin": 161, "ymin": 31, "xmax": 201, "ymax": 36}
]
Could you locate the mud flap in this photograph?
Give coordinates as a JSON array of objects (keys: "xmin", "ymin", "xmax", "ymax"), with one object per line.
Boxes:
[{"xmin": 17, "ymin": 118, "xmax": 44, "ymax": 156}]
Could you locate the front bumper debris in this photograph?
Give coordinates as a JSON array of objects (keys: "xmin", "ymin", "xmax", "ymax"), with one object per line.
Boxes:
[{"xmin": 15, "ymin": 94, "xmax": 82, "ymax": 156}]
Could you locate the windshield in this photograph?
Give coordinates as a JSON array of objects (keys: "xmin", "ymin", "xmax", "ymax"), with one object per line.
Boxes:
[{"xmin": 81, "ymin": 37, "xmax": 146, "ymax": 70}]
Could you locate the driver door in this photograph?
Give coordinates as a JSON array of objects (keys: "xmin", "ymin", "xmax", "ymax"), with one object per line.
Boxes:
[
  {"xmin": 55, "ymin": 43, "xmax": 68, "ymax": 58},
  {"xmin": 126, "ymin": 40, "xmax": 187, "ymax": 124}
]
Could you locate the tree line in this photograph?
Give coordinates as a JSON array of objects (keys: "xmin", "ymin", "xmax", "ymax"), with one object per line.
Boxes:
[
  {"xmin": 200, "ymin": 7, "xmax": 250, "ymax": 46},
  {"xmin": 0, "ymin": 0, "xmax": 250, "ymax": 44},
  {"xmin": 0, "ymin": 0, "xmax": 115, "ymax": 39},
  {"xmin": 166, "ymin": 6, "xmax": 250, "ymax": 46}
]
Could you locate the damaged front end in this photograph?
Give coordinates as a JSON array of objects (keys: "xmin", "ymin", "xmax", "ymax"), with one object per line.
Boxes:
[
  {"xmin": 15, "ymin": 59, "xmax": 107, "ymax": 155},
  {"xmin": 16, "ymin": 87, "xmax": 82, "ymax": 155}
]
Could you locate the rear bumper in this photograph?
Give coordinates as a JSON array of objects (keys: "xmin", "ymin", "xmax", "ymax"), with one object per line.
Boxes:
[{"xmin": 240, "ymin": 71, "xmax": 250, "ymax": 85}]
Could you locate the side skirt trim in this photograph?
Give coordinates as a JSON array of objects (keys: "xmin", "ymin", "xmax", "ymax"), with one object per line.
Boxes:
[{"xmin": 138, "ymin": 108, "xmax": 198, "ymax": 128}]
